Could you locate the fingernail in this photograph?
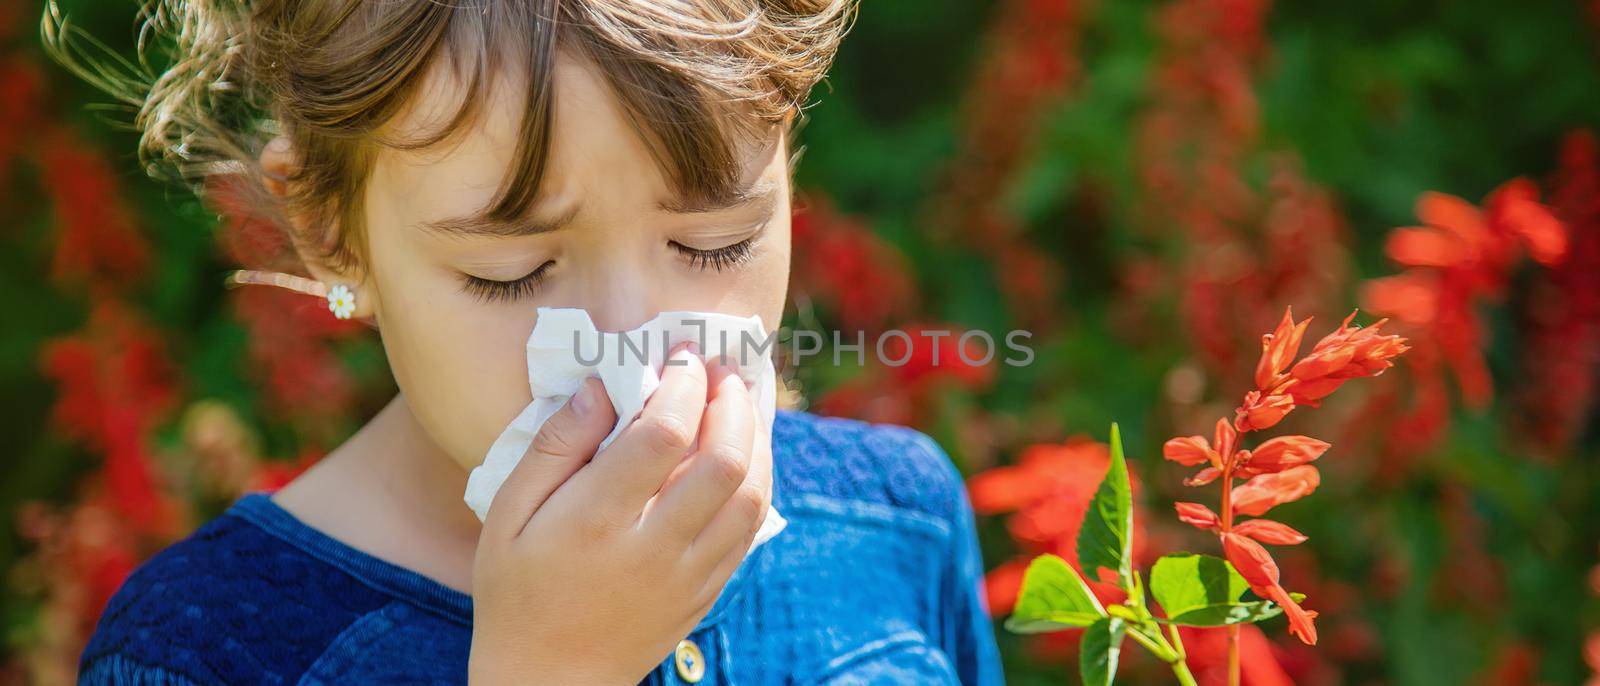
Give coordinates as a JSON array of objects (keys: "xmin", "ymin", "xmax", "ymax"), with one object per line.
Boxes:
[{"xmin": 572, "ymin": 377, "xmax": 600, "ymax": 416}]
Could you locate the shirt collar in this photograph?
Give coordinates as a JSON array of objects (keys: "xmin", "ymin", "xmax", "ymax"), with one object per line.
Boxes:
[{"xmin": 229, "ymin": 490, "xmax": 769, "ymax": 631}]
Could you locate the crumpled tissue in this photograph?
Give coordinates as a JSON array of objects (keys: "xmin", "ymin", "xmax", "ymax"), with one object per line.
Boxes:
[{"xmin": 463, "ymin": 307, "xmax": 787, "ymax": 551}]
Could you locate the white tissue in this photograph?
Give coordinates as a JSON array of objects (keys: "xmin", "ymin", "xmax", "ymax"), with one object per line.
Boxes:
[{"xmin": 464, "ymin": 307, "xmax": 787, "ymax": 552}]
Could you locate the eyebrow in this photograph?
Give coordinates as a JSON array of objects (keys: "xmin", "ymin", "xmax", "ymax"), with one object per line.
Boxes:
[
  {"xmin": 656, "ymin": 176, "xmax": 781, "ymax": 214},
  {"xmin": 416, "ymin": 177, "xmax": 781, "ymax": 239},
  {"xmin": 417, "ymin": 203, "xmax": 581, "ymax": 239}
]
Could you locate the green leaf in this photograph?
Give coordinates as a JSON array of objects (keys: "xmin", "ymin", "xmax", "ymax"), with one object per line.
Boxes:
[
  {"xmin": 1078, "ymin": 617, "xmax": 1126, "ymax": 686},
  {"xmin": 1004, "ymin": 554, "xmax": 1106, "ymax": 634},
  {"xmin": 1077, "ymin": 423, "xmax": 1133, "ymax": 585},
  {"xmin": 1150, "ymin": 554, "xmax": 1247, "ymax": 611},
  {"xmin": 1165, "ymin": 600, "xmax": 1287, "ymax": 626},
  {"xmin": 1150, "ymin": 553, "xmax": 1300, "ymax": 626}
]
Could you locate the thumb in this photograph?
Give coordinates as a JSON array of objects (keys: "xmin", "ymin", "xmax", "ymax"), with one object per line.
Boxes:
[{"xmin": 482, "ymin": 377, "xmax": 616, "ymax": 540}]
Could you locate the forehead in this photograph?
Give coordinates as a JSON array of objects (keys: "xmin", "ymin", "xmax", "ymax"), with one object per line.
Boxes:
[{"xmin": 372, "ymin": 47, "xmax": 779, "ymax": 224}]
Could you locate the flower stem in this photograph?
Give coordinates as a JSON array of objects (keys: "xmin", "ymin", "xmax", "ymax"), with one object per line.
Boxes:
[
  {"xmin": 1226, "ymin": 625, "xmax": 1241, "ymax": 686},
  {"xmin": 1128, "ymin": 621, "xmax": 1197, "ymax": 686},
  {"xmin": 1220, "ymin": 459, "xmax": 1240, "ymax": 686},
  {"xmin": 1125, "ymin": 626, "xmax": 1174, "ymax": 663},
  {"xmin": 1171, "ymin": 659, "xmax": 1199, "ymax": 686}
]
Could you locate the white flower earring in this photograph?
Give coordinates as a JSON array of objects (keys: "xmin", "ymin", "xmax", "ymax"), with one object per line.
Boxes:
[{"xmin": 326, "ymin": 283, "xmax": 357, "ymax": 320}]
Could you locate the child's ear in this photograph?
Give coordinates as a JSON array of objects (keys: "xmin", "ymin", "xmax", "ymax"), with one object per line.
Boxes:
[{"xmin": 259, "ymin": 135, "xmax": 374, "ymax": 320}]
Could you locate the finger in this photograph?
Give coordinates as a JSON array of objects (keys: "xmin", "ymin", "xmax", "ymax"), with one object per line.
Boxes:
[
  {"xmin": 482, "ymin": 377, "xmax": 615, "ymax": 541},
  {"xmin": 643, "ymin": 359, "xmax": 755, "ymax": 542},
  {"xmin": 692, "ymin": 505, "xmax": 763, "ymax": 608},
  {"xmin": 579, "ymin": 342, "xmax": 708, "ymax": 518},
  {"xmin": 687, "ymin": 383, "xmax": 772, "ymax": 566}
]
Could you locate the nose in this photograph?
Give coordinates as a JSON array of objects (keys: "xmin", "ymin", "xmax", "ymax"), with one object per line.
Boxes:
[{"xmin": 576, "ymin": 259, "xmax": 658, "ymax": 334}]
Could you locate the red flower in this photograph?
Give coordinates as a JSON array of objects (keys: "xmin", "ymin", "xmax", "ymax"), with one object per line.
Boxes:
[
  {"xmin": 38, "ymin": 305, "xmax": 181, "ymax": 536},
  {"xmin": 1361, "ymin": 175, "xmax": 1568, "ymax": 456},
  {"xmin": 1254, "ymin": 307, "xmax": 1311, "ymax": 390},
  {"xmin": 1163, "ymin": 435, "xmax": 1215, "ymax": 467},
  {"xmin": 789, "ymin": 195, "xmax": 915, "ymax": 332},
  {"xmin": 1212, "ymin": 416, "xmax": 1238, "ymax": 461},
  {"xmin": 1183, "ymin": 467, "xmax": 1222, "ymax": 487},
  {"xmin": 1516, "ymin": 129, "xmax": 1600, "ymax": 456},
  {"xmin": 1237, "ymin": 435, "xmax": 1329, "ymax": 477},
  {"xmin": 1232, "ymin": 519, "xmax": 1308, "ymax": 546},
  {"xmin": 882, "ymin": 324, "xmax": 997, "ymax": 390},
  {"xmin": 982, "ymin": 558, "xmax": 1030, "ymax": 617},
  {"xmin": 1175, "ymin": 502, "xmax": 1221, "ymax": 530},
  {"xmin": 1393, "ymin": 182, "xmax": 1565, "ymax": 273},
  {"xmin": 1167, "ymin": 305, "xmax": 1405, "ymax": 660},
  {"xmin": 1284, "ymin": 311, "xmax": 1409, "ymax": 406},
  {"xmin": 969, "ymin": 438, "xmax": 1145, "ymax": 559},
  {"xmin": 1230, "ymin": 465, "xmax": 1320, "ymax": 517},
  {"xmin": 1178, "ymin": 624, "xmax": 1296, "ymax": 686},
  {"xmin": 40, "ymin": 129, "xmax": 149, "ymax": 290},
  {"xmin": 1362, "ymin": 271, "xmax": 1438, "ymax": 326},
  {"xmin": 1486, "ymin": 178, "xmax": 1567, "ymax": 266},
  {"xmin": 1222, "ymin": 533, "xmax": 1318, "ymax": 645},
  {"xmin": 971, "ymin": 436, "xmax": 1149, "ymax": 608},
  {"xmin": 1235, "ymin": 391, "xmax": 1294, "ymax": 432}
]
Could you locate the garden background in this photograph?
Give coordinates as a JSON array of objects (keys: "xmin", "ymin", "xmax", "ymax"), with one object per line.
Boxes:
[{"xmin": 2, "ymin": 0, "xmax": 1598, "ymax": 683}]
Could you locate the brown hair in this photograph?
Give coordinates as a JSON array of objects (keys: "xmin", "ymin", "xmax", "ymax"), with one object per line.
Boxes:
[{"xmin": 41, "ymin": 0, "xmax": 856, "ymax": 275}]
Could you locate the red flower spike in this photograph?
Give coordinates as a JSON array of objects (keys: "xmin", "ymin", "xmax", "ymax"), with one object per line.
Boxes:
[
  {"xmin": 1174, "ymin": 502, "xmax": 1221, "ymax": 530},
  {"xmin": 1231, "ymin": 465, "xmax": 1320, "ymax": 516},
  {"xmin": 1163, "ymin": 435, "xmax": 1214, "ymax": 467},
  {"xmin": 1254, "ymin": 307, "xmax": 1311, "ymax": 390},
  {"xmin": 1232, "ymin": 518, "xmax": 1308, "ymax": 545},
  {"xmin": 1235, "ymin": 391, "xmax": 1295, "ymax": 432},
  {"xmin": 1237, "ymin": 435, "xmax": 1329, "ymax": 477},
  {"xmin": 1222, "ymin": 533, "xmax": 1318, "ymax": 645},
  {"xmin": 1285, "ymin": 311, "xmax": 1410, "ymax": 407}
]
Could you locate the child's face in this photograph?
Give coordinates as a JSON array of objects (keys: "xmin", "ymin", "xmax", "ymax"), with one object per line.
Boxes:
[{"xmin": 342, "ymin": 51, "xmax": 791, "ymax": 470}]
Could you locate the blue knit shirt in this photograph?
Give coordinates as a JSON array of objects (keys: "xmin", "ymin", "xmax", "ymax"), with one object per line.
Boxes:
[{"xmin": 78, "ymin": 409, "xmax": 1005, "ymax": 685}]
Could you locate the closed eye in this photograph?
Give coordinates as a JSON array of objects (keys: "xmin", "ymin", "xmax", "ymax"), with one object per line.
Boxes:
[
  {"xmin": 670, "ymin": 236, "xmax": 756, "ymax": 272},
  {"xmin": 459, "ymin": 261, "xmax": 554, "ymax": 303}
]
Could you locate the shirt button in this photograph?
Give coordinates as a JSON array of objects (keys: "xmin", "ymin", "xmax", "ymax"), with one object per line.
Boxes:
[{"xmin": 674, "ymin": 638, "xmax": 706, "ymax": 683}]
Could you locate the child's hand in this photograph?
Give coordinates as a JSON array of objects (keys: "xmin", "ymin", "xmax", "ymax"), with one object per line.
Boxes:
[{"xmin": 468, "ymin": 344, "xmax": 772, "ymax": 685}]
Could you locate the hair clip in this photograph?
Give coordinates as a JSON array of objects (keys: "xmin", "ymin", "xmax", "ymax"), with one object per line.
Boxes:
[
  {"xmin": 225, "ymin": 269, "xmax": 355, "ymax": 319},
  {"xmin": 225, "ymin": 269, "xmax": 327, "ymax": 297}
]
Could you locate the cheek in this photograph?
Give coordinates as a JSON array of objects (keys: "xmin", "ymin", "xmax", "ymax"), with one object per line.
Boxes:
[
  {"xmin": 367, "ymin": 230, "xmax": 538, "ymax": 468},
  {"xmin": 755, "ymin": 215, "xmax": 792, "ymax": 332}
]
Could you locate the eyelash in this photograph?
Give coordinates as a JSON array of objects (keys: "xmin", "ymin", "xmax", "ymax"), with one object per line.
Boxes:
[
  {"xmin": 671, "ymin": 236, "xmax": 756, "ymax": 272},
  {"xmin": 459, "ymin": 236, "xmax": 757, "ymax": 304},
  {"xmin": 460, "ymin": 262, "xmax": 553, "ymax": 303}
]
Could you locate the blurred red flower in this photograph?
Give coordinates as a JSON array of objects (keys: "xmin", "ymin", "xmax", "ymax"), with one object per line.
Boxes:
[
  {"xmin": 789, "ymin": 196, "xmax": 915, "ymax": 333},
  {"xmin": 40, "ymin": 130, "xmax": 149, "ymax": 291},
  {"xmin": 39, "ymin": 304, "xmax": 181, "ymax": 537},
  {"xmin": 969, "ymin": 437, "xmax": 1148, "ymax": 612},
  {"xmin": 1362, "ymin": 177, "xmax": 1569, "ymax": 453}
]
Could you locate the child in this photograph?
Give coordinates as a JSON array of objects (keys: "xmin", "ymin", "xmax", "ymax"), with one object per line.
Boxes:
[{"xmin": 49, "ymin": 0, "xmax": 1003, "ymax": 683}]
